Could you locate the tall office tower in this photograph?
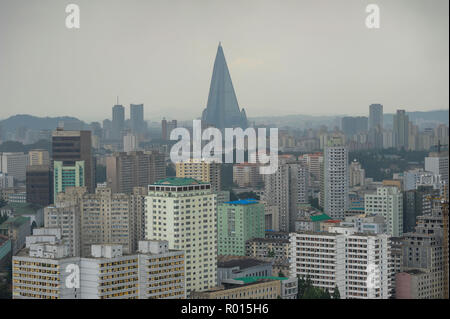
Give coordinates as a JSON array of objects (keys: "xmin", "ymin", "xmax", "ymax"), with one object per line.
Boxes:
[
  {"xmin": 12, "ymin": 229, "xmax": 80, "ymax": 299},
  {"xmin": 44, "ymin": 202, "xmax": 81, "ymax": 257},
  {"xmin": 365, "ymin": 186, "xmax": 403, "ymax": 237},
  {"xmin": 52, "ymin": 129, "xmax": 95, "ymax": 193},
  {"xmin": 161, "ymin": 119, "xmax": 178, "ymax": 141},
  {"xmin": 403, "ymin": 185, "xmax": 440, "ymax": 233},
  {"xmin": 28, "ymin": 149, "xmax": 50, "ymax": 166},
  {"xmin": 145, "ymin": 178, "xmax": 217, "ymax": 294},
  {"xmin": 290, "ymin": 230, "xmax": 392, "ymax": 299},
  {"xmin": 26, "ymin": 165, "xmax": 52, "ymax": 206},
  {"xmin": 102, "ymin": 119, "xmax": 112, "ymax": 140},
  {"xmin": 112, "ymin": 104, "xmax": 125, "ymax": 141},
  {"xmin": 323, "ymin": 137, "xmax": 349, "ymax": 220},
  {"xmin": 232, "ymin": 163, "xmax": 263, "ymax": 188},
  {"xmin": 397, "ymin": 199, "xmax": 448, "ymax": 299},
  {"xmin": 175, "ymin": 159, "xmax": 221, "ymax": 192},
  {"xmin": 201, "ymin": 43, "xmax": 248, "ymax": 130},
  {"xmin": 425, "ymin": 151, "xmax": 449, "ymax": 191},
  {"xmin": 217, "ymin": 199, "xmax": 265, "ymax": 256},
  {"xmin": 130, "ymin": 104, "xmax": 144, "ymax": 135},
  {"xmin": 123, "ymin": 133, "xmax": 138, "ymax": 152},
  {"xmin": 106, "ymin": 151, "xmax": 166, "ymax": 194},
  {"xmin": 349, "ymin": 159, "xmax": 365, "ymax": 187},
  {"xmin": 53, "ymin": 161, "xmax": 85, "ymax": 203},
  {"xmin": 369, "ymin": 104, "xmax": 383, "ymax": 131},
  {"xmin": 393, "ymin": 110, "xmax": 409, "ymax": 150},
  {"xmin": 368, "ymin": 104, "xmax": 384, "ymax": 149},
  {"xmin": 0, "ymin": 152, "xmax": 29, "ymax": 182},
  {"xmin": 264, "ymin": 159, "xmax": 309, "ymax": 232}
]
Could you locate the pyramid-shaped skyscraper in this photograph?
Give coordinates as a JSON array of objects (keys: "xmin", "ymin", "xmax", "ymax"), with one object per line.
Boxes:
[{"xmin": 201, "ymin": 43, "xmax": 248, "ymax": 130}]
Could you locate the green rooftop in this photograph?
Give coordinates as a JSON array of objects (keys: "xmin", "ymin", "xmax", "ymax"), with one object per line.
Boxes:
[
  {"xmin": 310, "ymin": 213, "xmax": 332, "ymax": 222},
  {"xmin": 233, "ymin": 276, "xmax": 289, "ymax": 284},
  {"xmin": 0, "ymin": 216, "xmax": 30, "ymax": 229},
  {"xmin": 153, "ymin": 177, "xmax": 208, "ymax": 186}
]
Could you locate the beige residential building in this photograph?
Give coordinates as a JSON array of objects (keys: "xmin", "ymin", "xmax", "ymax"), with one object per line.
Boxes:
[
  {"xmin": 106, "ymin": 151, "xmax": 166, "ymax": 194},
  {"xmin": 55, "ymin": 186, "xmax": 144, "ymax": 257},
  {"xmin": 28, "ymin": 149, "xmax": 50, "ymax": 166},
  {"xmin": 176, "ymin": 159, "xmax": 221, "ymax": 192},
  {"xmin": 233, "ymin": 163, "xmax": 263, "ymax": 188}
]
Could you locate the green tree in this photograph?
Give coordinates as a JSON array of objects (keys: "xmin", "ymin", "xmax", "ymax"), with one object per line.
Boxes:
[{"xmin": 332, "ymin": 285, "xmax": 341, "ymax": 299}]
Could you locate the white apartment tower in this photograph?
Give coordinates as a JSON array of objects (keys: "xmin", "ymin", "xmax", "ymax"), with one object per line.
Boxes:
[
  {"xmin": 365, "ymin": 186, "xmax": 403, "ymax": 237},
  {"xmin": 290, "ymin": 229, "xmax": 392, "ymax": 299},
  {"xmin": 323, "ymin": 137, "xmax": 349, "ymax": 219},
  {"xmin": 145, "ymin": 177, "xmax": 217, "ymax": 295}
]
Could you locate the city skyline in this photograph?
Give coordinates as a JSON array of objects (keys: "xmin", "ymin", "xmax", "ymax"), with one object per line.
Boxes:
[{"xmin": 0, "ymin": 0, "xmax": 448, "ymax": 122}]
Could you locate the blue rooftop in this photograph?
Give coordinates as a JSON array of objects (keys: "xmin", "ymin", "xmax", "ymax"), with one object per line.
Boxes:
[{"xmin": 224, "ymin": 198, "xmax": 259, "ymax": 205}]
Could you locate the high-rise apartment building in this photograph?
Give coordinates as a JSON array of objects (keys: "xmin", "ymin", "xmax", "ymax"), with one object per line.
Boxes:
[
  {"xmin": 232, "ymin": 163, "xmax": 263, "ymax": 188},
  {"xmin": 365, "ymin": 186, "xmax": 403, "ymax": 237},
  {"xmin": 323, "ymin": 137, "xmax": 349, "ymax": 220},
  {"xmin": 44, "ymin": 202, "xmax": 81, "ymax": 257},
  {"xmin": 264, "ymin": 159, "xmax": 309, "ymax": 232},
  {"xmin": 425, "ymin": 151, "xmax": 449, "ymax": 191},
  {"xmin": 145, "ymin": 177, "xmax": 217, "ymax": 294},
  {"xmin": 106, "ymin": 151, "xmax": 166, "ymax": 194},
  {"xmin": 52, "ymin": 129, "xmax": 95, "ymax": 193},
  {"xmin": 130, "ymin": 104, "xmax": 144, "ymax": 135},
  {"xmin": 369, "ymin": 104, "xmax": 383, "ymax": 149},
  {"xmin": 112, "ymin": 104, "xmax": 125, "ymax": 141},
  {"xmin": 349, "ymin": 159, "xmax": 365, "ymax": 187},
  {"xmin": 369, "ymin": 104, "xmax": 383, "ymax": 130},
  {"xmin": 161, "ymin": 119, "xmax": 177, "ymax": 141},
  {"xmin": 398, "ymin": 199, "xmax": 448, "ymax": 299},
  {"xmin": 290, "ymin": 229, "xmax": 392, "ymax": 299},
  {"xmin": 393, "ymin": 110, "xmax": 409, "ymax": 150},
  {"xmin": 217, "ymin": 199, "xmax": 265, "ymax": 256},
  {"xmin": 56, "ymin": 186, "xmax": 137, "ymax": 257},
  {"xmin": 176, "ymin": 159, "xmax": 221, "ymax": 192}
]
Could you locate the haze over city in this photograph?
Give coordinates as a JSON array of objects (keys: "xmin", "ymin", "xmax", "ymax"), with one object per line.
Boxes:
[{"xmin": 0, "ymin": 0, "xmax": 448, "ymax": 122}]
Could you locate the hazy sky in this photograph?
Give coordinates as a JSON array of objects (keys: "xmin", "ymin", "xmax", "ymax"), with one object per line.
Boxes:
[{"xmin": 0, "ymin": 0, "xmax": 448, "ymax": 122}]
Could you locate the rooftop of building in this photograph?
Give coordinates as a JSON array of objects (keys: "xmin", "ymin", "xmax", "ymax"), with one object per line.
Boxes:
[
  {"xmin": 153, "ymin": 177, "xmax": 208, "ymax": 186},
  {"xmin": 246, "ymin": 237, "xmax": 289, "ymax": 244},
  {"xmin": 309, "ymin": 213, "xmax": 332, "ymax": 222},
  {"xmin": 233, "ymin": 276, "xmax": 289, "ymax": 284},
  {"xmin": 218, "ymin": 256, "xmax": 271, "ymax": 269},
  {"xmin": 224, "ymin": 199, "xmax": 259, "ymax": 206}
]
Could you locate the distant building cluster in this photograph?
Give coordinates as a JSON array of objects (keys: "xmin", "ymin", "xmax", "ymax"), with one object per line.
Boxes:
[{"xmin": 0, "ymin": 43, "xmax": 449, "ymax": 300}]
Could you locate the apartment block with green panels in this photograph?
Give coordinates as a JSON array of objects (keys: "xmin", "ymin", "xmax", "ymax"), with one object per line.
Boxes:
[
  {"xmin": 218, "ymin": 199, "xmax": 265, "ymax": 256},
  {"xmin": 53, "ymin": 161, "xmax": 85, "ymax": 202}
]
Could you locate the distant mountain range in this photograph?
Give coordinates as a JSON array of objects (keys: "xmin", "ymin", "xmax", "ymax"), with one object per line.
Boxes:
[
  {"xmin": 0, "ymin": 109, "xmax": 448, "ymax": 134},
  {"xmin": 0, "ymin": 114, "xmax": 87, "ymax": 133}
]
